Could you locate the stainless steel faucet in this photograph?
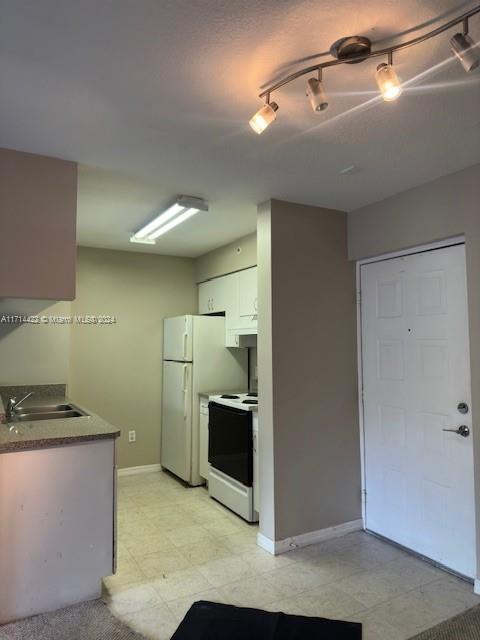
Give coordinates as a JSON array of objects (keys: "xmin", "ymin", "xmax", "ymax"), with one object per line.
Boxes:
[{"xmin": 6, "ymin": 391, "xmax": 34, "ymax": 423}]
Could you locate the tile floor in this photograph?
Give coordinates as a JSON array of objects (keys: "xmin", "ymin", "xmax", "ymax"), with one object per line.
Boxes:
[{"xmin": 103, "ymin": 471, "xmax": 480, "ymax": 640}]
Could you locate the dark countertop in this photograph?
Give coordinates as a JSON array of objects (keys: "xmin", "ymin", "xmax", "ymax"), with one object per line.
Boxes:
[{"xmin": 0, "ymin": 390, "xmax": 120, "ymax": 454}]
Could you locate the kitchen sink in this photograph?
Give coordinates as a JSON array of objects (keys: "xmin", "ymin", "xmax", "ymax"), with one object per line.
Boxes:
[
  {"xmin": 13, "ymin": 403, "xmax": 88, "ymax": 422},
  {"xmin": 16, "ymin": 403, "xmax": 78, "ymax": 414}
]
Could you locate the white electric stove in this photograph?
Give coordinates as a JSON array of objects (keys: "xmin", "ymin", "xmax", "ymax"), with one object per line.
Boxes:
[
  {"xmin": 207, "ymin": 392, "xmax": 259, "ymax": 522},
  {"xmin": 208, "ymin": 391, "xmax": 258, "ymax": 410}
]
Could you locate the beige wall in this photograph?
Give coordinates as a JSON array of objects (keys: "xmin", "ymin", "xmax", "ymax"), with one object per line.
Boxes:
[
  {"xmin": 195, "ymin": 233, "xmax": 256, "ymax": 282},
  {"xmin": 69, "ymin": 247, "xmax": 197, "ymax": 469},
  {"xmin": 348, "ymin": 163, "xmax": 480, "ymax": 578},
  {"xmin": 0, "ymin": 300, "xmax": 70, "ymax": 386},
  {"xmin": 348, "ymin": 164, "xmax": 480, "ymax": 261},
  {"xmin": 258, "ymin": 199, "xmax": 361, "ymax": 542}
]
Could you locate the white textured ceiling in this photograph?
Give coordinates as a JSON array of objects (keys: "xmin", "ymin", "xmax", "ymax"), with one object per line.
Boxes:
[{"xmin": 1, "ymin": 0, "xmax": 479, "ymax": 257}]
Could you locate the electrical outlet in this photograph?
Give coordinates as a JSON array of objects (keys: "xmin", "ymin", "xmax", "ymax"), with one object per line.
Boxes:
[{"xmin": 128, "ymin": 430, "xmax": 136, "ymax": 443}]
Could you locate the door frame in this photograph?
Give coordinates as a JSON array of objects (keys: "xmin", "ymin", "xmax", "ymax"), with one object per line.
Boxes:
[{"xmin": 355, "ymin": 234, "xmax": 468, "ymax": 531}]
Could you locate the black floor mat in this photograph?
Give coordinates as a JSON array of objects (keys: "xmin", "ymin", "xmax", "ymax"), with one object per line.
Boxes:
[{"xmin": 171, "ymin": 601, "xmax": 362, "ymax": 639}]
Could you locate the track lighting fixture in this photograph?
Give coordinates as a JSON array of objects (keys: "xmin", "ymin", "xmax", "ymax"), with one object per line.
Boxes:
[
  {"xmin": 376, "ymin": 53, "xmax": 402, "ymax": 102},
  {"xmin": 249, "ymin": 5, "xmax": 480, "ymax": 131},
  {"xmin": 249, "ymin": 100, "xmax": 279, "ymax": 134},
  {"xmin": 450, "ymin": 18, "xmax": 480, "ymax": 72},
  {"xmin": 306, "ymin": 69, "xmax": 329, "ymax": 113}
]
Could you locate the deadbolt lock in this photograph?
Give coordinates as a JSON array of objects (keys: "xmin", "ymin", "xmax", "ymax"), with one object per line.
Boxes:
[{"xmin": 457, "ymin": 402, "xmax": 469, "ymax": 415}]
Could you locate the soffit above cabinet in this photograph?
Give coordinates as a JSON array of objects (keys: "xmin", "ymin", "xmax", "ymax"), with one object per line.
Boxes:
[{"xmin": 0, "ymin": 148, "xmax": 77, "ymax": 301}]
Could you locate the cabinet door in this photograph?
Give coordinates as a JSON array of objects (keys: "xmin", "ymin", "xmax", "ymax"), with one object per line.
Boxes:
[
  {"xmin": 0, "ymin": 440, "xmax": 114, "ymax": 624},
  {"xmin": 209, "ymin": 276, "xmax": 232, "ymax": 313},
  {"xmin": 199, "ymin": 401, "xmax": 209, "ymax": 480},
  {"xmin": 225, "ymin": 331, "xmax": 240, "ymax": 348},
  {"xmin": 199, "ymin": 277, "xmax": 232, "ymax": 315},
  {"xmin": 198, "ymin": 281, "xmax": 214, "ymax": 314},
  {"xmin": 239, "ymin": 267, "xmax": 258, "ymax": 318}
]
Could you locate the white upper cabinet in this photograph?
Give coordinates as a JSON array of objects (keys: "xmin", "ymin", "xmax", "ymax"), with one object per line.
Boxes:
[
  {"xmin": 198, "ymin": 266, "xmax": 257, "ymax": 344},
  {"xmin": 198, "ymin": 280, "xmax": 214, "ymax": 315},
  {"xmin": 239, "ymin": 267, "xmax": 258, "ymax": 318},
  {"xmin": 232, "ymin": 267, "xmax": 257, "ymax": 334},
  {"xmin": 198, "ymin": 276, "xmax": 233, "ymax": 315}
]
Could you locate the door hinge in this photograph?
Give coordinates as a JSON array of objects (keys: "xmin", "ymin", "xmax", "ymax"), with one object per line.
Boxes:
[{"xmin": 356, "ymin": 290, "xmax": 361, "ymax": 306}]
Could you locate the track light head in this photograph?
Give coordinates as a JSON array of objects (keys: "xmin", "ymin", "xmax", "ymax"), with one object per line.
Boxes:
[
  {"xmin": 249, "ymin": 101, "xmax": 279, "ymax": 134},
  {"xmin": 306, "ymin": 78, "xmax": 329, "ymax": 113},
  {"xmin": 376, "ymin": 63, "xmax": 402, "ymax": 101},
  {"xmin": 450, "ymin": 33, "xmax": 480, "ymax": 72}
]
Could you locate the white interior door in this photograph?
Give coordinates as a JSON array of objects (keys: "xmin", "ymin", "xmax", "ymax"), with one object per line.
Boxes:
[
  {"xmin": 161, "ymin": 361, "xmax": 192, "ymax": 481},
  {"xmin": 361, "ymin": 244, "xmax": 475, "ymax": 578}
]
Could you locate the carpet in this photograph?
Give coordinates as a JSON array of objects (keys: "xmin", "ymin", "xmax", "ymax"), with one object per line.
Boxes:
[
  {"xmin": 410, "ymin": 605, "xmax": 480, "ymax": 639},
  {"xmin": 171, "ymin": 600, "xmax": 362, "ymax": 639},
  {"xmin": 0, "ymin": 600, "xmax": 147, "ymax": 640}
]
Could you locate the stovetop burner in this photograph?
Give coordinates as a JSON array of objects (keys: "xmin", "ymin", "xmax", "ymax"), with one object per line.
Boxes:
[
  {"xmin": 221, "ymin": 394, "xmax": 240, "ymax": 399},
  {"xmin": 242, "ymin": 399, "xmax": 258, "ymax": 405}
]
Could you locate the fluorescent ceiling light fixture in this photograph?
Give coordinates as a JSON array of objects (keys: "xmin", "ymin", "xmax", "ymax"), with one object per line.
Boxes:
[
  {"xmin": 150, "ymin": 208, "xmax": 200, "ymax": 239},
  {"xmin": 133, "ymin": 203, "xmax": 183, "ymax": 240},
  {"xmin": 130, "ymin": 196, "xmax": 208, "ymax": 244}
]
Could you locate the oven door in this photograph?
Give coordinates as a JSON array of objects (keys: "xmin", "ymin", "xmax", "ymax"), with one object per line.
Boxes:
[{"xmin": 208, "ymin": 402, "xmax": 253, "ymax": 487}]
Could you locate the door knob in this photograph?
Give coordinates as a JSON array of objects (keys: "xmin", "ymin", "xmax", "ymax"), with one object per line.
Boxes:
[{"xmin": 443, "ymin": 425, "xmax": 470, "ymax": 437}]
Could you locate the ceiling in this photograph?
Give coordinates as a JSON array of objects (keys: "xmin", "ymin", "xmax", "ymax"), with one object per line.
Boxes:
[{"xmin": 1, "ymin": 0, "xmax": 479, "ymax": 257}]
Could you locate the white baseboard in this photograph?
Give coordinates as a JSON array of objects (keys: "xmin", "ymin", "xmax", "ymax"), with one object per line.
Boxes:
[
  {"xmin": 117, "ymin": 464, "xmax": 161, "ymax": 477},
  {"xmin": 474, "ymin": 579, "xmax": 480, "ymax": 595},
  {"xmin": 257, "ymin": 532, "xmax": 277, "ymax": 555},
  {"xmin": 257, "ymin": 519, "xmax": 364, "ymax": 556}
]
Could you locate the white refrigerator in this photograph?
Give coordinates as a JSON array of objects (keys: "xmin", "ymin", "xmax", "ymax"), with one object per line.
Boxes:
[{"xmin": 161, "ymin": 315, "xmax": 247, "ymax": 486}]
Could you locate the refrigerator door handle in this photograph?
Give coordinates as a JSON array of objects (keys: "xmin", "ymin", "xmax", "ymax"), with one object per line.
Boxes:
[
  {"xmin": 183, "ymin": 332, "xmax": 188, "ymax": 360},
  {"xmin": 183, "ymin": 364, "xmax": 188, "ymax": 418}
]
